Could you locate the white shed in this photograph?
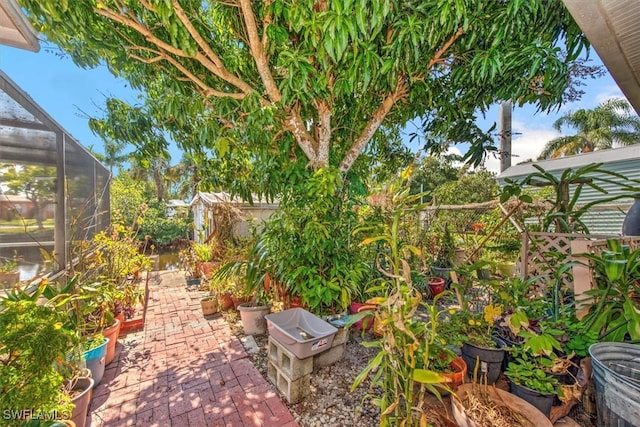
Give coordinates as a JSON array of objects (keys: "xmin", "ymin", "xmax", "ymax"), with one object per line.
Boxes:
[
  {"xmin": 190, "ymin": 192, "xmax": 279, "ymax": 242},
  {"xmin": 497, "ymin": 145, "xmax": 640, "ymax": 234}
]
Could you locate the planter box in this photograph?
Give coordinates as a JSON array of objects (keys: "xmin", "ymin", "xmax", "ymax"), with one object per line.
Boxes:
[{"xmin": 265, "ymin": 308, "xmax": 338, "ymax": 359}]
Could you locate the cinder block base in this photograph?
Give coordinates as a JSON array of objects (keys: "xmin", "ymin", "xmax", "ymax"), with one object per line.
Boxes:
[
  {"xmin": 313, "ymin": 340, "xmax": 346, "ymax": 370},
  {"xmin": 332, "ymin": 327, "xmax": 348, "ymax": 346},
  {"xmin": 267, "ymin": 359, "xmax": 310, "ymax": 404},
  {"xmin": 268, "ymin": 336, "xmax": 313, "ymax": 380}
]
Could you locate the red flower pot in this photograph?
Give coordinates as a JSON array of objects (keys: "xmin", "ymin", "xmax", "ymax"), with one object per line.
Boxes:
[
  {"xmin": 349, "ymin": 302, "xmax": 376, "ymax": 331},
  {"xmin": 428, "ymin": 277, "xmax": 446, "ymax": 297}
]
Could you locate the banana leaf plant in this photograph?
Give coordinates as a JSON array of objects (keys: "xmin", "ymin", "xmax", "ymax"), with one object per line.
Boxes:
[{"xmin": 579, "ymin": 238, "xmax": 640, "ymax": 342}]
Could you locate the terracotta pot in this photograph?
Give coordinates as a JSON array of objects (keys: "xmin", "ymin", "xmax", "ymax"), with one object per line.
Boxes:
[
  {"xmin": 349, "ymin": 302, "xmax": 376, "ymax": 331},
  {"xmin": 434, "ymin": 356, "xmax": 467, "ymax": 396},
  {"xmin": 232, "ymin": 295, "xmax": 251, "ymax": 310},
  {"xmin": 437, "ymin": 356, "xmax": 467, "ymax": 394},
  {"xmin": 103, "ymin": 318, "xmax": 121, "ymax": 365},
  {"xmin": 199, "ymin": 261, "xmax": 220, "ymax": 279},
  {"xmin": 219, "ymin": 293, "xmax": 234, "ymax": 310}
]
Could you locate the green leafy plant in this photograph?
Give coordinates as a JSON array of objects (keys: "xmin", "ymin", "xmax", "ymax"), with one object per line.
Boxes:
[
  {"xmin": 251, "ymin": 167, "xmax": 368, "ymax": 314},
  {"xmin": 0, "ymin": 281, "xmax": 79, "ymax": 426},
  {"xmin": 502, "ymin": 163, "xmax": 635, "ymax": 233},
  {"xmin": 352, "ymin": 168, "xmax": 446, "ymax": 426},
  {"xmin": 579, "ymin": 238, "xmax": 640, "ymax": 342},
  {"xmin": 505, "ymin": 350, "xmax": 560, "ymax": 395},
  {"xmin": 431, "ymin": 225, "xmax": 456, "ymax": 269},
  {"xmin": 442, "ymin": 305, "xmax": 503, "ymax": 349}
]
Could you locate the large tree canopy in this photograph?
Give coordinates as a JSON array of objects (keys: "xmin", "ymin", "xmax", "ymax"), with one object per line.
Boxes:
[{"xmin": 22, "ymin": 0, "xmax": 587, "ymax": 195}]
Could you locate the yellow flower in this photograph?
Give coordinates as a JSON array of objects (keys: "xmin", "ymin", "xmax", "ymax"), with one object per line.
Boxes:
[
  {"xmin": 483, "ymin": 304, "xmax": 503, "ymax": 327},
  {"xmin": 468, "ymin": 319, "xmax": 476, "ymax": 326},
  {"xmin": 53, "ymin": 322, "xmax": 63, "ymax": 330},
  {"xmin": 448, "ymin": 308, "xmax": 457, "ymax": 315}
]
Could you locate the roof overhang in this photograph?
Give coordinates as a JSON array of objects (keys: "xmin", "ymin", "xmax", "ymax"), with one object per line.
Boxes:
[
  {"xmin": 0, "ymin": 0, "xmax": 39, "ymax": 52},
  {"xmin": 562, "ymin": 0, "xmax": 640, "ymax": 115}
]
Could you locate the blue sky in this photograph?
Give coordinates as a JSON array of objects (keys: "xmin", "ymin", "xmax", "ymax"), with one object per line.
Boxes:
[{"xmin": 0, "ymin": 42, "xmax": 625, "ymax": 173}]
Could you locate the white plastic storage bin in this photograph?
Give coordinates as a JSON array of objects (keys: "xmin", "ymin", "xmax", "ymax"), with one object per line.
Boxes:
[{"xmin": 265, "ymin": 308, "xmax": 338, "ymax": 359}]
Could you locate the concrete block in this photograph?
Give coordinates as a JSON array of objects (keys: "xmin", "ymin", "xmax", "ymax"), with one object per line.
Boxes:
[
  {"xmin": 332, "ymin": 327, "xmax": 348, "ymax": 346},
  {"xmin": 267, "ymin": 359, "xmax": 310, "ymax": 404},
  {"xmin": 313, "ymin": 341, "xmax": 346, "ymax": 370},
  {"xmin": 268, "ymin": 336, "xmax": 313, "ymax": 380}
]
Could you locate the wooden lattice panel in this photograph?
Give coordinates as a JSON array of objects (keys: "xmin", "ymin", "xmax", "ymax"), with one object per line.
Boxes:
[{"xmin": 521, "ymin": 232, "xmax": 614, "ymax": 285}]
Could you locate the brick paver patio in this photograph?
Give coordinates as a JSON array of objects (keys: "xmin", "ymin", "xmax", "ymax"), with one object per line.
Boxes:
[{"xmin": 87, "ymin": 271, "xmax": 299, "ymax": 427}]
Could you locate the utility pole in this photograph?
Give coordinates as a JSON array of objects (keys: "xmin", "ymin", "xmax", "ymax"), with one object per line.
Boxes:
[{"xmin": 499, "ymin": 101, "xmax": 512, "ymax": 173}]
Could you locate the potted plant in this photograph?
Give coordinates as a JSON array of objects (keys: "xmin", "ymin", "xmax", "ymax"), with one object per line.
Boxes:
[
  {"xmin": 0, "ymin": 282, "xmax": 81, "ymax": 426},
  {"xmin": 578, "ymin": 238, "xmax": 640, "ymax": 342},
  {"xmin": 179, "ymin": 246, "xmax": 202, "ymax": 287},
  {"xmin": 430, "ymin": 225, "xmax": 456, "ymax": 284},
  {"xmin": 352, "ymin": 169, "xmax": 448, "ymax": 425},
  {"xmin": 200, "ymin": 293, "xmax": 219, "ymax": 316},
  {"xmin": 422, "ymin": 291, "xmax": 468, "ymax": 394},
  {"xmin": 444, "ymin": 305, "xmax": 506, "ymax": 384},
  {"xmin": 505, "ymin": 349, "xmax": 560, "ymax": 418}
]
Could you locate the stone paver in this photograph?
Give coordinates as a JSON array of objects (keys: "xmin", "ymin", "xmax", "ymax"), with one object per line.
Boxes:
[{"xmin": 87, "ymin": 271, "xmax": 298, "ymax": 427}]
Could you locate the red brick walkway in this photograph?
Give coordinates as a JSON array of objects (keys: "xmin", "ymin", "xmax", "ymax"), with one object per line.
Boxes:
[{"xmin": 87, "ymin": 271, "xmax": 299, "ymax": 427}]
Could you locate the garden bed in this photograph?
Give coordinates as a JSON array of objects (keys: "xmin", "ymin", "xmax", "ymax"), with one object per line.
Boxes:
[{"xmin": 223, "ymin": 308, "xmax": 599, "ymax": 427}]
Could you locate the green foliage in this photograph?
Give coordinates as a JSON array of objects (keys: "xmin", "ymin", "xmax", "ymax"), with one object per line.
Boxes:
[
  {"xmin": 0, "ymin": 256, "xmax": 18, "ymax": 273},
  {"xmin": 502, "ymin": 163, "xmax": 637, "ymax": 233},
  {"xmin": 138, "ymin": 202, "xmax": 191, "ymax": 245},
  {"xmin": 352, "ymin": 168, "xmax": 446, "ymax": 426},
  {"xmin": 112, "ymin": 175, "xmax": 191, "ymax": 244},
  {"xmin": 20, "ymin": 0, "xmax": 590, "ymax": 200},
  {"xmin": 233, "ymin": 167, "xmax": 368, "ymax": 314},
  {"xmin": 505, "ymin": 350, "xmax": 560, "ymax": 395},
  {"xmin": 579, "ymin": 238, "xmax": 640, "ymax": 342},
  {"xmin": 539, "ymin": 98, "xmax": 640, "ymax": 159},
  {"xmin": 110, "ymin": 174, "xmax": 149, "ymax": 226},
  {"xmin": 0, "ymin": 294, "xmax": 78, "ymax": 425},
  {"xmin": 432, "ymin": 168, "xmax": 498, "ymax": 205},
  {"xmin": 0, "ymin": 165, "xmax": 56, "ymax": 230}
]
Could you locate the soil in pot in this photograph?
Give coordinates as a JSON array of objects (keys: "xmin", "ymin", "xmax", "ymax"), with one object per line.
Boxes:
[
  {"xmin": 238, "ymin": 303, "xmax": 270, "ymax": 335},
  {"xmin": 461, "ymin": 341, "xmax": 505, "ymax": 384}
]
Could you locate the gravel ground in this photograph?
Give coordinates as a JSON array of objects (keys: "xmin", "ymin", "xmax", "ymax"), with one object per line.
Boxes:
[
  {"xmin": 222, "ymin": 309, "xmax": 598, "ymax": 427},
  {"xmin": 223, "ymin": 311, "xmax": 382, "ymax": 426}
]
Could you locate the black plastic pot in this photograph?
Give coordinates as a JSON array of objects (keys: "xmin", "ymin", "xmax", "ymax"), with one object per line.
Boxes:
[
  {"xmin": 461, "ymin": 341, "xmax": 505, "ymax": 384},
  {"xmin": 508, "ymin": 380, "xmax": 555, "ymax": 418}
]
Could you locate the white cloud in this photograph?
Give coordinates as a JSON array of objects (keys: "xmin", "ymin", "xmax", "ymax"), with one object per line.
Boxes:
[{"xmin": 595, "ymin": 85, "xmax": 625, "ymax": 104}]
